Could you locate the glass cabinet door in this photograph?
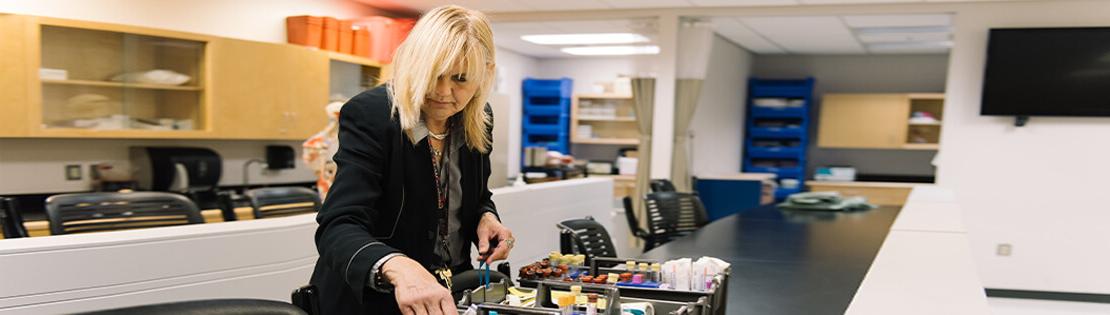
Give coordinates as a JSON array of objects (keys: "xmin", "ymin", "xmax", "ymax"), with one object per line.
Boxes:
[{"xmin": 39, "ymin": 24, "xmax": 205, "ymax": 132}]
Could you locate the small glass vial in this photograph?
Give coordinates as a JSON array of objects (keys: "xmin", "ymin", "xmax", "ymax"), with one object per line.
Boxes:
[{"xmin": 651, "ymin": 263, "xmax": 662, "ymax": 283}]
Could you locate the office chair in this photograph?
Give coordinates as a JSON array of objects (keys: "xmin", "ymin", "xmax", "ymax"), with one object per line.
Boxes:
[
  {"xmin": 1, "ymin": 197, "xmax": 29, "ymax": 238},
  {"xmin": 649, "ymin": 179, "xmax": 677, "ymax": 192},
  {"xmin": 557, "ymin": 216, "xmax": 618, "ymax": 264},
  {"xmin": 76, "ymin": 299, "xmax": 306, "ymax": 315},
  {"xmin": 244, "ymin": 187, "xmax": 321, "ymax": 219},
  {"xmin": 624, "ymin": 192, "xmax": 709, "ymax": 252},
  {"xmin": 622, "ymin": 196, "xmax": 654, "ymax": 252},
  {"xmin": 45, "ymin": 192, "xmax": 204, "ymax": 235}
]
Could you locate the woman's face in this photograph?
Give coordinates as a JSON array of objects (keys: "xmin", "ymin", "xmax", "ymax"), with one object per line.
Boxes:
[{"xmin": 423, "ymin": 63, "xmax": 478, "ymax": 122}]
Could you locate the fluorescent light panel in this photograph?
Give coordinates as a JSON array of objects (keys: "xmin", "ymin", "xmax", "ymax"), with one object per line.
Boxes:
[
  {"xmin": 521, "ymin": 33, "xmax": 650, "ymax": 45},
  {"xmin": 560, "ymin": 45, "xmax": 660, "ymax": 56}
]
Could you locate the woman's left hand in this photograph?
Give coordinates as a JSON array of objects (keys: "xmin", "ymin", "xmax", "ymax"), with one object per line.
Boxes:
[{"xmin": 476, "ymin": 212, "xmax": 514, "ymax": 264}]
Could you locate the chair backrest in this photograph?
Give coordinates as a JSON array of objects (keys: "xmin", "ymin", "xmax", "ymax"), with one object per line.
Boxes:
[
  {"xmin": 650, "ymin": 179, "xmax": 677, "ymax": 192},
  {"xmin": 76, "ymin": 299, "xmax": 307, "ymax": 315},
  {"xmin": 1, "ymin": 197, "xmax": 29, "ymax": 238},
  {"xmin": 45, "ymin": 192, "xmax": 203, "ymax": 235},
  {"xmin": 622, "ymin": 196, "xmax": 645, "ymax": 237},
  {"xmin": 557, "ymin": 216, "xmax": 618, "ymax": 262},
  {"xmin": 643, "ymin": 191, "xmax": 709, "ymax": 246},
  {"xmin": 244, "ymin": 187, "xmax": 321, "ymax": 219}
]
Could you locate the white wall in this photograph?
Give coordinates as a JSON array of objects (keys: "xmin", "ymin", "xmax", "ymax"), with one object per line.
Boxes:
[
  {"xmin": 537, "ymin": 57, "xmax": 640, "ymax": 93},
  {"xmin": 494, "ymin": 47, "xmax": 540, "ymax": 179},
  {"xmin": 689, "ymin": 35, "xmax": 751, "ymax": 176},
  {"xmin": 0, "ymin": 0, "xmax": 388, "ymax": 43},
  {"xmin": 939, "ymin": 0, "xmax": 1110, "ymax": 294},
  {"xmin": 0, "ymin": 139, "xmax": 314, "ymax": 195},
  {"xmin": 751, "ymin": 54, "xmax": 949, "ymax": 177}
]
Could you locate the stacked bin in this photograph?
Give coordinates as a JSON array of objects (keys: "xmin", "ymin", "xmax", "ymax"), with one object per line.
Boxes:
[
  {"xmin": 742, "ymin": 77, "xmax": 816, "ymax": 201},
  {"xmin": 522, "ymin": 77, "xmax": 573, "ymax": 155}
]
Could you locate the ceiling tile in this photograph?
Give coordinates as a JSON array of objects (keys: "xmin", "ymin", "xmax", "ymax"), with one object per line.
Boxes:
[
  {"xmin": 740, "ymin": 16, "xmax": 865, "ymax": 54},
  {"xmin": 842, "ymin": 14, "xmax": 951, "ymax": 28},
  {"xmin": 711, "ymin": 17, "xmax": 785, "ymax": 54},
  {"xmin": 856, "ymin": 31, "xmax": 950, "ymax": 43},
  {"xmin": 601, "ymin": 0, "xmax": 693, "ymax": 8},
  {"xmin": 689, "ymin": 0, "xmax": 798, "ymax": 6},
  {"xmin": 518, "ymin": 0, "xmax": 613, "ymax": 11},
  {"xmin": 459, "ymin": 0, "xmax": 536, "ymax": 12},
  {"xmin": 543, "ymin": 20, "xmax": 628, "ymax": 33},
  {"xmin": 799, "ymin": 0, "xmax": 919, "ymax": 4}
]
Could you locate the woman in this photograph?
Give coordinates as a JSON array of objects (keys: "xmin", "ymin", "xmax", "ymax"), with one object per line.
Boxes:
[{"xmin": 311, "ymin": 5, "xmax": 514, "ymax": 315}]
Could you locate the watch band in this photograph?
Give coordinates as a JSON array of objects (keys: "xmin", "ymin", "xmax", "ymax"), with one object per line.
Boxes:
[{"xmin": 368, "ymin": 252, "xmax": 406, "ymax": 293}]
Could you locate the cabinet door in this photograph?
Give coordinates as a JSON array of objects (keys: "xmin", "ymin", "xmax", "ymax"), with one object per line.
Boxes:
[
  {"xmin": 210, "ymin": 39, "xmax": 327, "ymax": 139},
  {"xmin": 817, "ymin": 94, "xmax": 910, "ymax": 149},
  {"xmin": 284, "ymin": 51, "xmax": 330, "ymax": 139},
  {"xmin": 0, "ymin": 15, "xmax": 32, "ymax": 137}
]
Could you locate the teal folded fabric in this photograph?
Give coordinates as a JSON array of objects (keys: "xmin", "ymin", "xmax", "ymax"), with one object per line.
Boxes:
[{"xmin": 777, "ymin": 191, "xmax": 876, "ymax": 211}]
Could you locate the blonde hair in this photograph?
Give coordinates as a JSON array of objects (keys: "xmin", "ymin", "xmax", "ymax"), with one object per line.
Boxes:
[{"xmin": 388, "ymin": 5, "xmax": 496, "ymax": 153}]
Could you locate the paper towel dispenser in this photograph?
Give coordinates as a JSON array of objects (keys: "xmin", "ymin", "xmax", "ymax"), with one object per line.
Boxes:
[{"xmin": 130, "ymin": 147, "xmax": 222, "ymax": 193}]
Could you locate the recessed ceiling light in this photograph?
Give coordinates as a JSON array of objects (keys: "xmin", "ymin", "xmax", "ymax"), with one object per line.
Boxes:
[
  {"xmin": 522, "ymin": 33, "xmax": 650, "ymax": 45},
  {"xmin": 560, "ymin": 45, "xmax": 660, "ymax": 56}
]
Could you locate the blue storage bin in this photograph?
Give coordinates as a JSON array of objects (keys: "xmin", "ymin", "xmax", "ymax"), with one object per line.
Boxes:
[
  {"xmin": 748, "ymin": 126, "xmax": 804, "ymax": 139},
  {"xmin": 746, "ymin": 146, "xmax": 804, "ymax": 159},
  {"xmin": 743, "ymin": 77, "xmax": 814, "ymax": 201},
  {"xmin": 523, "ymin": 78, "xmax": 573, "ymax": 98},
  {"xmin": 522, "ymin": 123, "xmax": 566, "ymax": 135},
  {"xmin": 750, "ymin": 107, "xmax": 807, "ymax": 119}
]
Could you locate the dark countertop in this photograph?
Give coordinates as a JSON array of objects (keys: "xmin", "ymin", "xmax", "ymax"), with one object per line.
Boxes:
[{"xmin": 639, "ymin": 204, "xmax": 901, "ymax": 315}]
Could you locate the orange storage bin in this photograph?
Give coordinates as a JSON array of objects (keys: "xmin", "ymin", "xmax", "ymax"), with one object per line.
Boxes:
[
  {"xmin": 285, "ymin": 16, "xmax": 323, "ymax": 47},
  {"xmin": 353, "ymin": 26, "xmax": 371, "ymax": 58},
  {"xmin": 338, "ymin": 20, "xmax": 354, "ymax": 54},
  {"xmin": 358, "ymin": 16, "xmax": 394, "ymax": 63},
  {"xmin": 322, "ymin": 17, "xmax": 339, "ymax": 51}
]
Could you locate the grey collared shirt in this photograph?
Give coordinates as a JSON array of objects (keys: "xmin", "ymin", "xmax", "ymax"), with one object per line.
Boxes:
[{"xmin": 411, "ymin": 120, "xmax": 466, "ymax": 267}]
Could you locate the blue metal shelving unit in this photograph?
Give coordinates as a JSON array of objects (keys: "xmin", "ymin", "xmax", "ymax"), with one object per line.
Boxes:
[
  {"xmin": 742, "ymin": 77, "xmax": 816, "ymax": 200},
  {"xmin": 522, "ymin": 78, "xmax": 572, "ymax": 157}
]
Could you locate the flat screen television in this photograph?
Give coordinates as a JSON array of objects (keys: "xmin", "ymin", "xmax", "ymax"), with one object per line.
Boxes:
[{"xmin": 982, "ymin": 27, "xmax": 1110, "ymax": 117}]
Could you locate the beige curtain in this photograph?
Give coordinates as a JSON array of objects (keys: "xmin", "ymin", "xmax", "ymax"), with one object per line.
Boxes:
[
  {"xmin": 671, "ymin": 18, "xmax": 715, "ymax": 192},
  {"xmin": 671, "ymin": 79, "xmax": 703, "ymax": 191},
  {"xmin": 630, "ymin": 77, "xmax": 655, "ymax": 245}
]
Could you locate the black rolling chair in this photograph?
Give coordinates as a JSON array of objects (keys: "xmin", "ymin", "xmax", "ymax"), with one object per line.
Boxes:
[
  {"xmin": 649, "ymin": 179, "xmax": 677, "ymax": 192},
  {"xmin": 244, "ymin": 187, "xmax": 321, "ymax": 219},
  {"xmin": 45, "ymin": 192, "xmax": 204, "ymax": 235},
  {"xmin": 557, "ymin": 216, "xmax": 618, "ymax": 264},
  {"xmin": 76, "ymin": 299, "xmax": 307, "ymax": 315},
  {"xmin": 1, "ymin": 197, "xmax": 29, "ymax": 238},
  {"xmin": 622, "ymin": 196, "xmax": 653, "ymax": 252},
  {"xmin": 624, "ymin": 192, "xmax": 709, "ymax": 252}
]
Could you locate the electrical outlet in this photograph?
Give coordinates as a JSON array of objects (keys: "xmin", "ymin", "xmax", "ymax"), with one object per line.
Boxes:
[
  {"xmin": 996, "ymin": 243, "xmax": 1012, "ymax": 256},
  {"xmin": 65, "ymin": 164, "xmax": 82, "ymax": 181}
]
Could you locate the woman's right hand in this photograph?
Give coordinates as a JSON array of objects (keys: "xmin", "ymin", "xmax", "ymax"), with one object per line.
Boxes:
[{"xmin": 381, "ymin": 256, "xmax": 456, "ymax": 315}]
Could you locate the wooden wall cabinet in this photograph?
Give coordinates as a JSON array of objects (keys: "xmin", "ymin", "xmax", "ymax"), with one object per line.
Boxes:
[
  {"xmin": 817, "ymin": 93, "xmax": 944, "ymax": 150},
  {"xmin": 0, "ymin": 14, "xmax": 386, "ymax": 141},
  {"xmin": 209, "ymin": 39, "xmax": 328, "ymax": 140}
]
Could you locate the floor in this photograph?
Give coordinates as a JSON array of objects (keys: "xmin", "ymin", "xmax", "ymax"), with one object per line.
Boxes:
[{"xmin": 990, "ymin": 298, "xmax": 1110, "ymax": 315}]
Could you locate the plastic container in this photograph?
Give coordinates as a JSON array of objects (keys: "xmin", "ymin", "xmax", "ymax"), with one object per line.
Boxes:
[
  {"xmin": 322, "ymin": 17, "xmax": 340, "ymax": 51},
  {"xmin": 285, "ymin": 16, "xmax": 323, "ymax": 47},
  {"xmin": 338, "ymin": 20, "xmax": 354, "ymax": 54},
  {"xmin": 353, "ymin": 26, "xmax": 371, "ymax": 58},
  {"xmin": 358, "ymin": 16, "xmax": 395, "ymax": 62}
]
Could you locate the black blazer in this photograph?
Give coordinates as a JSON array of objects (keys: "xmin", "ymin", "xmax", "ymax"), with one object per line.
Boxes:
[{"xmin": 310, "ymin": 86, "xmax": 498, "ymax": 314}]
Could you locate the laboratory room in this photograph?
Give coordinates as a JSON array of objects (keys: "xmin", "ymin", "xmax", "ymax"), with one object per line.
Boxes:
[{"xmin": 3, "ymin": 0, "xmax": 1110, "ymax": 314}]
